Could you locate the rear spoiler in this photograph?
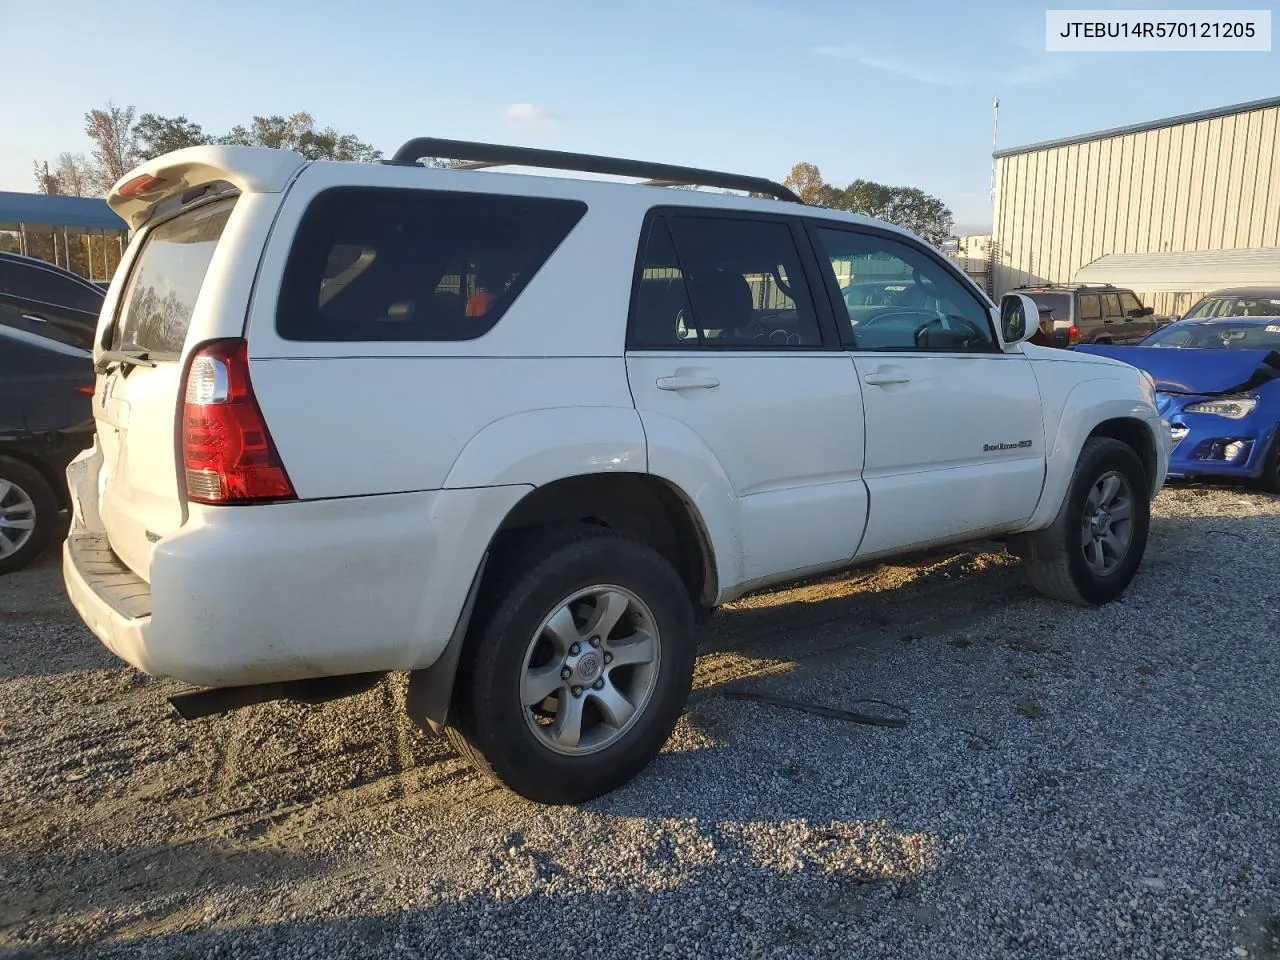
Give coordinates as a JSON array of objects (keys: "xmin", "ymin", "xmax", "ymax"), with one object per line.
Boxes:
[{"xmin": 107, "ymin": 145, "xmax": 309, "ymax": 231}]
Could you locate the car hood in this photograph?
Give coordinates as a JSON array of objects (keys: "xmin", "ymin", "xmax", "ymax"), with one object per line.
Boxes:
[{"xmin": 1072, "ymin": 344, "xmax": 1280, "ymax": 395}]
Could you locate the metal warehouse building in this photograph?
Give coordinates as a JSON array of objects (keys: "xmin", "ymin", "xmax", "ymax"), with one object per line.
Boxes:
[{"xmin": 990, "ymin": 95, "xmax": 1280, "ymax": 315}]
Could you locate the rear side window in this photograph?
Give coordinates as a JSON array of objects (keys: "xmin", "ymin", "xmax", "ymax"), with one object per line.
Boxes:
[
  {"xmin": 276, "ymin": 187, "xmax": 587, "ymax": 342},
  {"xmin": 112, "ymin": 197, "xmax": 236, "ymax": 358},
  {"xmin": 1079, "ymin": 294, "xmax": 1101, "ymax": 321}
]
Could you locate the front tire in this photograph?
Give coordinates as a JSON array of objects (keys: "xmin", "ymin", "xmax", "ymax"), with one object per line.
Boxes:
[
  {"xmin": 1014, "ymin": 437, "xmax": 1151, "ymax": 606},
  {"xmin": 441, "ymin": 524, "xmax": 696, "ymax": 804},
  {"xmin": 0, "ymin": 457, "xmax": 59, "ymax": 576}
]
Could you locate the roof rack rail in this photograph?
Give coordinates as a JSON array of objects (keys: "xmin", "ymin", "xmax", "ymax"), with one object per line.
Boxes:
[{"xmin": 384, "ymin": 137, "xmax": 803, "ymax": 204}]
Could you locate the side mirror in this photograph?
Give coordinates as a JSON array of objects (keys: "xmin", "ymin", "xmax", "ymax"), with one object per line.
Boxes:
[
  {"xmin": 1141, "ymin": 306, "xmax": 1154, "ymax": 317},
  {"xmin": 998, "ymin": 293, "xmax": 1039, "ymax": 347}
]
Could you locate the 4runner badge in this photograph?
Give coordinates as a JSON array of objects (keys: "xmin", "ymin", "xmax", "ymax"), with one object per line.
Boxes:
[{"xmin": 983, "ymin": 440, "xmax": 1033, "ymax": 452}]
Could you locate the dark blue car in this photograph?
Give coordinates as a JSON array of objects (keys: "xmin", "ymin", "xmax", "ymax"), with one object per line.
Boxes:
[{"xmin": 1075, "ymin": 317, "xmax": 1280, "ymax": 492}]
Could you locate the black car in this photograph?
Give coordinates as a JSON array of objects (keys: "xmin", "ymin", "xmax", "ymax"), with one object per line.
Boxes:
[
  {"xmin": 0, "ymin": 253, "xmax": 103, "ymax": 573},
  {"xmin": 1008, "ymin": 283, "xmax": 1160, "ymax": 347}
]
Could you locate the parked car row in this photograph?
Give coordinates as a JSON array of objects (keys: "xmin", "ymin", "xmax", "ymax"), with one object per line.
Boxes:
[{"xmin": 985, "ymin": 281, "xmax": 1280, "ymax": 492}]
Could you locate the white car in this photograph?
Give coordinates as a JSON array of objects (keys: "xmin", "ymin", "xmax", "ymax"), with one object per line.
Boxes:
[{"xmin": 61, "ymin": 139, "xmax": 1171, "ymax": 804}]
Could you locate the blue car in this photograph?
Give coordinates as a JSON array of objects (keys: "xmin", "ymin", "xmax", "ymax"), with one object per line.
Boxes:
[{"xmin": 1075, "ymin": 317, "xmax": 1280, "ymax": 492}]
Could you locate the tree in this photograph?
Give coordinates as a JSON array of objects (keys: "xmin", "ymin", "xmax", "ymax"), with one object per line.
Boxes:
[
  {"xmin": 84, "ymin": 101, "xmax": 139, "ymax": 189},
  {"xmin": 55, "ymin": 153, "xmax": 94, "ymax": 196},
  {"xmin": 31, "ymin": 153, "xmax": 94, "ymax": 196},
  {"xmin": 220, "ymin": 112, "xmax": 381, "ymax": 161},
  {"xmin": 134, "ymin": 114, "xmax": 210, "ymax": 161},
  {"xmin": 783, "ymin": 162, "xmax": 831, "ymax": 205},
  {"xmin": 784, "ymin": 161, "xmax": 954, "ymax": 245},
  {"xmin": 35, "ymin": 103, "xmax": 384, "ymax": 199},
  {"xmin": 33, "ymin": 160, "xmax": 60, "ymax": 195}
]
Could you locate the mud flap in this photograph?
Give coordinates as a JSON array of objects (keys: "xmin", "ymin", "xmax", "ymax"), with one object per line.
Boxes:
[{"xmin": 405, "ymin": 552, "xmax": 489, "ymax": 735}]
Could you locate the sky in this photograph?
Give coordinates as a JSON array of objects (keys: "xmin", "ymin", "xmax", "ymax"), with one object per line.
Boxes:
[{"xmin": 2, "ymin": 0, "xmax": 1277, "ymax": 233}]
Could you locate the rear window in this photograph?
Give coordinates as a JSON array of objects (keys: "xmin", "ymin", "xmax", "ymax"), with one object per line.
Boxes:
[
  {"xmin": 276, "ymin": 187, "xmax": 588, "ymax": 342},
  {"xmin": 1026, "ymin": 292, "xmax": 1071, "ymax": 321},
  {"xmin": 112, "ymin": 197, "xmax": 236, "ymax": 358}
]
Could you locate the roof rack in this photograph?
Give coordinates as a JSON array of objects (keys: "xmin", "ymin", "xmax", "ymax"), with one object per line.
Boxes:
[{"xmin": 384, "ymin": 137, "xmax": 803, "ymax": 204}]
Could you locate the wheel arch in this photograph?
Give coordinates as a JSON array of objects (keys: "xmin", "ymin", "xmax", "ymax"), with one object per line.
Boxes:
[
  {"xmin": 407, "ymin": 470, "xmax": 720, "ymax": 734},
  {"xmin": 1021, "ymin": 376, "xmax": 1166, "ymax": 533}
]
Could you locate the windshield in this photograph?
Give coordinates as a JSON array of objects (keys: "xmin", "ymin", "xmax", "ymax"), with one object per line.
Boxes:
[
  {"xmin": 1025, "ymin": 292, "xmax": 1072, "ymax": 321},
  {"xmin": 1182, "ymin": 293, "xmax": 1280, "ymax": 320},
  {"xmin": 1142, "ymin": 321, "xmax": 1280, "ymax": 350}
]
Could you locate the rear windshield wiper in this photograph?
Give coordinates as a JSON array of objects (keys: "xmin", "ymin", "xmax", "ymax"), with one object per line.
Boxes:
[{"xmin": 94, "ymin": 348, "xmax": 157, "ymax": 374}]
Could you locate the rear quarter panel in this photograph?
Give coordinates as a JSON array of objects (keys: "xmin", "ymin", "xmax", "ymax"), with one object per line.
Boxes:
[{"xmin": 242, "ymin": 163, "xmax": 655, "ymax": 500}]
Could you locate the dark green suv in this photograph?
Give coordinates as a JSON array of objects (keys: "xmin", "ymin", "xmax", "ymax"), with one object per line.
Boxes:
[{"xmin": 1009, "ymin": 283, "xmax": 1159, "ymax": 348}]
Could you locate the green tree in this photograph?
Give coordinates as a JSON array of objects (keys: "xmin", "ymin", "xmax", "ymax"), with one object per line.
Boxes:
[
  {"xmin": 785, "ymin": 161, "xmax": 954, "ymax": 245},
  {"xmin": 134, "ymin": 114, "xmax": 211, "ymax": 161},
  {"xmin": 220, "ymin": 112, "xmax": 381, "ymax": 161}
]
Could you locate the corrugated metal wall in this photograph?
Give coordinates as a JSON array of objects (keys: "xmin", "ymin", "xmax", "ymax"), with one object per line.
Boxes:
[{"xmin": 991, "ymin": 102, "xmax": 1280, "ymax": 315}]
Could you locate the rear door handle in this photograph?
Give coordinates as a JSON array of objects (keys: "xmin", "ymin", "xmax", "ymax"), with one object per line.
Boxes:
[
  {"xmin": 20, "ymin": 313, "xmax": 48, "ymax": 324},
  {"xmin": 656, "ymin": 375, "xmax": 720, "ymax": 391},
  {"xmin": 863, "ymin": 372, "xmax": 910, "ymax": 386}
]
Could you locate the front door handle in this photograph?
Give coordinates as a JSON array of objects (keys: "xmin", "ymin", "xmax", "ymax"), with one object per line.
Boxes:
[
  {"xmin": 20, "ymin": 313, "xmax": 48, "ymax": 324},
  {"xmin": 863, "ymin": 372, "xmax": 910, "ymax": 386},
  {"xmin": 656, "ymin": 375, "xmax": 720, "ymax": 391}
]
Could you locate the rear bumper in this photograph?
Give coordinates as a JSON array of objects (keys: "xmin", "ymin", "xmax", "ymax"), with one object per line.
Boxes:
[{"xmin": 63, "ymin": 484, "xmax": 529, "ymax": 688}]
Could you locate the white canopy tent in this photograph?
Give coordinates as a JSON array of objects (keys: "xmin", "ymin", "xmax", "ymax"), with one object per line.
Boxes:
[{"xmin": 1073, "ymin": 246, "xmax": 1280, "ymax": 293}]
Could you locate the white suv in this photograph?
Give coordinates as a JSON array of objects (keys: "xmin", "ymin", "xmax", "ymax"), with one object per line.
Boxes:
[{"xmin": 62, "ymin": 139, "xmax": 1170, "ymax": 804}]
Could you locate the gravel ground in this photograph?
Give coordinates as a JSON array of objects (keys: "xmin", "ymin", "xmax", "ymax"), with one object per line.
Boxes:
[{"xmin": 1, "ymin": 486, "xmax": 1278, "ymax": 959}]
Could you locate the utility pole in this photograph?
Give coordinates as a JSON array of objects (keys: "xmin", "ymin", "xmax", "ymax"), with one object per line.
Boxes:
[{"xmin": 989, "ymin": 96, "xmax": 1000, "ymax": 206}]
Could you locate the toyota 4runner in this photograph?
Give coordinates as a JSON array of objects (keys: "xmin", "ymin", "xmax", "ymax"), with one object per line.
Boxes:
[{"xmin": 62, "ymin": 139, "xmax": 1171, "ymax": 804}]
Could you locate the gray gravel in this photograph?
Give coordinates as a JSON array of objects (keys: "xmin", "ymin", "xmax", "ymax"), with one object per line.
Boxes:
[{"xmin": 1, "ymin": 485, "xmax": 1279, "ymax": 959}]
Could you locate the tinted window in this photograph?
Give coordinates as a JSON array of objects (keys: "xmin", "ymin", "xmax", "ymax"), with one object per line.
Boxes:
[
  {"xmin": 813, "ymin": 227, "xmax": 996, "ymax": 352},
  {"xmin": 639, "ymin": 214, "xmax": 822, "ymax": 349},
  {"xmin": 628, "ymin": 218, "xmax": 697, "ymax": 347},
  {"xmin": 1103, "ymin": 293, "xmax": 1123, "ymax": 319},
  {"xmin": 0, "ymin": 260, "xmax": 101, "ymax": 315},
  {"xmin": 277, "ymin": 187, "xmax": 587, "ymax": 342},
  {"xmin": 113, "ymin": 198, "xmax": 236, "ymax": 357},
  {"xmin": 1079, "ymin": 294, "xmax": 1101, "ymax": 321},
  {"xmin": 1026, "ymin": 292, "xmax": 1071, "ymax": 322}
]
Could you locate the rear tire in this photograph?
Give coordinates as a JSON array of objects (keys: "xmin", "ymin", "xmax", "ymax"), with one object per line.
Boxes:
[
  {"xmin": 1013, "ymin": 437, "xmax": 1151, "ymax": 606},
  {"xmin": 442, "ymin": 523, "xmax": 696, "ymax": 804},
  {"xmin": 0, "ymin": 456, "xmax": 59, "ymax": 576}
]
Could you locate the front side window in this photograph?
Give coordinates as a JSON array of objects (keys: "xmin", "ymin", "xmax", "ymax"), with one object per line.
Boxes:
[
  {"xmin": 277, "ymin": 187, "xmax": 587, "ymax": 342},
  {"xmin": 812, "ymin": 226, "xmax": 996, "ymax": 352},
  {"xmin": 113, "ymin": 197, "xmax": 236, "ymax": 357},
  {"xmin": 1119, "ymin": 292, "xmax": 1144, "ymax": 316}
]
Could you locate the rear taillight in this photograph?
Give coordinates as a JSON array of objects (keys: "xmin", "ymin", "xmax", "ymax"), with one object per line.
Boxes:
[
  {"xmin": 76, "ymin": 385, "xmax": 95, "ymax": 395},
  {"xmin": 1068, "ymin": 325, "xmax": 1081, "ymax": 346},
  {"xmin": 181, "ymin": 339, "xmax": 295, "ymax": 505}
]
